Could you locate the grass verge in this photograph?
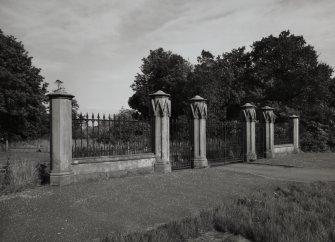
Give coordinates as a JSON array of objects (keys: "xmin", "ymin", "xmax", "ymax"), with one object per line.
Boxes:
[
  {"xmin": 0, "ymin": 153, "xmax": 49, "ymax": 194},
  {"xmin": 103, "ymin": 182, "xmax": 335, "ymax": 242}
]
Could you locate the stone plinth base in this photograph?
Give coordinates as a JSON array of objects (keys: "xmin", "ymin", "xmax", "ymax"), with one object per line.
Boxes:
[
  {"xmin": 265, "ymin": 150, "xmax": 275, "ymax": 159},
  {"xmin": 274, "ymin": 144, "xmax": 295, "ymax": 156},
  {"xmin": 245, "ymin": 153, "xmax": 257, "ymax": 162},
  {"xmin": 71, "ymin": 153, "xmax": 155, "ymax": 183},
  {"xmin": 154, "ymin": 162, "xmax": 171, "ymax": 173},
  {"xmin": 50, "ymin": 170, "xmax": 74, "ymax": 186},
  {"xmin": 293, "ymin": 148, "xmax": 300, "ymax": 154},
  {"xmin": 193, "ymin": 158, "xmax": 208, "ymax": 168}
]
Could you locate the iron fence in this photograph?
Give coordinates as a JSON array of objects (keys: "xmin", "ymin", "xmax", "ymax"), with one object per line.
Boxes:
[
  {"xmin": 255, "ymin": 121, "xmax": 265, "ymax": 159},
  {"xmin": 206, "ymin": 119, "xmax": 243, "ymax": 165},
  {"xmin": 72, "ymin": 113, "xmax": 152, "ymax": 158},
  {"xmin": 274, "ymin": 122, "xmax": 292, "ymax": 145},
  {"xmin": 170, "ymin": 118, "xmax": 192, "ymax": 170}
]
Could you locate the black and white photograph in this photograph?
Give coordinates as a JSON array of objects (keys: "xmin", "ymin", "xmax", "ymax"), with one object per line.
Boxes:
[{"xmin": 0, "ymin": 0, "xmax": 335, "ymax": 241}]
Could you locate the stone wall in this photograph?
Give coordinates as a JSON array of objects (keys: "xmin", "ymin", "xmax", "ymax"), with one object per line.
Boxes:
[
  {"xmin": 273, "ymin": 144, "xmax": 295, "ymax": 156},
  {"xmin": 48, "ymin": 87, "xmax": 300, "ymax": 186},
  {"xmin": 71, "ymin": 153, "xmax": 155, "ymax": 183}
]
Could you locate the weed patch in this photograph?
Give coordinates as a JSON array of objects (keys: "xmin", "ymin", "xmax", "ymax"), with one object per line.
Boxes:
[
  {"xmin": 214, "ymin": 182, "xmax": 335, "ymax": 242},
  {"xmin": 0, "ymin": 153, "xmax": 49, "ymax": 194},
  {"xmin": 103, "ymin": 182, "xmax": 335, "ymax": 242}
]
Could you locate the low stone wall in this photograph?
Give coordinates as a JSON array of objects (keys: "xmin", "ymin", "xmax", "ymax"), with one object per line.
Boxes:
[
  {"xmin": 71, "ymin": 153, "xmax": 155, "ymax": 183},
  {"xmin": 274, "ymin": 144, "xmax": 295, "ymax": 156}
]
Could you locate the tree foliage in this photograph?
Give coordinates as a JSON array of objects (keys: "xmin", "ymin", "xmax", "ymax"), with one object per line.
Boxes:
[
  {"xmin": 248, "ymin": 31, "xmax": 335, "ymax": 151},
  {"xmin": 0, "ymin": 29, "xmax": 49, "ymax": 140},
  {"xmin": 188, "ymin": 48, "xmax": 250, "ymax": 120},
  {"xmin": 129, "ymin": 31, "xmax": 335, "ymax": 151},
  {"xmin": 128, "ymin": 48, "xmax": 192, "ymax": 118}
]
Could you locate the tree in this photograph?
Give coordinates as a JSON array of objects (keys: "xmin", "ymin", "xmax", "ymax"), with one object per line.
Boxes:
[
  {"xmin": 128, "ymin": 48, "xmax": 193, "ymax": 118},
  {"xmin": 0, "ymin": 29, "xmax": 48, "ymax": 140},
  {"xmin": 189, "ymin": 48, "xmax": 250, "ymax": 120},
  {"xmin": 248, "ymin": 31, "xmax": 335, "ymax": 151},
  {"xmin": 128, "ymin": 32, "xmax": 335, "ymax": 151},
  {"xmin": 72, "ymin": 99, "xmax": 79, "ymax": 119},
  {"xmin": 249, "ymin": 31, "xmax": 320, "ymax": 106}
]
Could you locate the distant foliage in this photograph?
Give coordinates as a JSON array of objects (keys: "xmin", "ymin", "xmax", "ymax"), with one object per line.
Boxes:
[
  {"xmin": 128, "ymin": 47, "xmax": 193, "ymax": 118},
  {"xmin": 0, "ymin": 29, "xmax": 49, "ymax": 140},
  {"xmin": 130, "ymin": 31, "xmax": 335, "ymax": 151}
]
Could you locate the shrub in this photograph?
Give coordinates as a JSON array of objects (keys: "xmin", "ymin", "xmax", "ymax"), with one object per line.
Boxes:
[{"xmin": 300, "ymin": 121, "xmax": 331, "ymax": 152}]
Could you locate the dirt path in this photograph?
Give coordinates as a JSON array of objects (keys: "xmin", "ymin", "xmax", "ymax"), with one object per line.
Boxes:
[
  {"xmin": 189, "ymin": 230, "xmax": 250, "ymax": 242},
  {"xmin": 219, "ymin": 163, "xmax": 335, "ymax": 182}
]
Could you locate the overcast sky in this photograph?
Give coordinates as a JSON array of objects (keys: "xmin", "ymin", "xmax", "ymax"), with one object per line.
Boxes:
[{"xmin": 1, "ymin": 0, "xmax": 334, "ymax": 114}]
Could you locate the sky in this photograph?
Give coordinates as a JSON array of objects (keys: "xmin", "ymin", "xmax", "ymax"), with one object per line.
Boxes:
[{"xmin": 1, "ymin": 0, "xmax": 335, "ymax": 115}]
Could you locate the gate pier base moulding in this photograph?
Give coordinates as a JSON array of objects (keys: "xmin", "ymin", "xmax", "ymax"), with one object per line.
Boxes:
[
  {"xmin": 48, "ymin": 88, "xmax": 75, "ymax": 186},
  {"xmin": 241, "ymin": 103, "xmax": 257, "ymax": 162},
  {"xmin": 150, "ymin": 90, "xmax": 172, "ymax": 173},
  {"xmin": 153, "ymin": 159, "xmax": 172, "ymax": 173},
  {"xmin": 189, "ymin": 95, "xmax": 208, "ymax": 168},
  {"xmin": 50, "ymin": 170, "xmax": 74, "ymax": 186}
]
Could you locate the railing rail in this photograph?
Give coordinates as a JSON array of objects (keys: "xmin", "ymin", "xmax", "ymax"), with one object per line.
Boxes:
[
  {"xmin": 170, "ymin": 117, "xmax": 192, "ymax": 170},
  {"xmin": 274, "ymin": 121, "xmax": 293, "ymax": 145},
  {"xmin": 72, "ymin": 113, "xmax": 152, "ymax": 158},
  {"xmin": 206, "ymin": 119, "xmax": 243, "ymax": 163}
]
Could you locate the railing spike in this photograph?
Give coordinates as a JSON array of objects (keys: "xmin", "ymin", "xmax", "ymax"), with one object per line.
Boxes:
[
  {"xmin": 97, "ymin": 113, "xmax": 100, "ymax": 119},
  {"xmin": 103, "ymin": 114, "xmax": 105, "ymax": 120},
  {"xmin": 92, "ymin": 113, "xmax": 94, "ymax": 119}
]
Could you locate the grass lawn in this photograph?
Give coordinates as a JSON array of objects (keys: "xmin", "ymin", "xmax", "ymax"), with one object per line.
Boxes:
[
  {"xmin": 105, "ymin": 182, "xmax": 335, "ymax": 242},
  {"xmin": 0, "ymin": 153, "xmax": 334, "ymax": 241},
  {"xmin": 0, "ymin": 166, "xmax": 288, "ymax": 241},
  {"xmin": 254, "ymin": 152, "xmax": 335, "ymax": 169}
]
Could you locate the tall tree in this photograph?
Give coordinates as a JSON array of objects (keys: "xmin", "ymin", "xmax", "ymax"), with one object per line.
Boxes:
[
  {"xmin": 128, "ymin": 32, "xmax": 335, "ymax": 151},
  {"xmin": 189, "ymin": 48, "xmax": 250, "ymax": 120},
  {"xmin": 248, "ymin": 31, "xmax": 332, "ymax": 110},
  {"xmin": 0, "ymin": 29, "xmax": 48, "ymax": 140},
  {"xmin": 128, "ymin": 48, "xmax": 192, "ymax": 118}
]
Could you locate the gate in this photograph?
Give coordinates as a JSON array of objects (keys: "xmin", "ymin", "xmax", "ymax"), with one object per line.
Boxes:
[
  {"xmin": 274, "ymin": 121, "xmax": 292, "ymax": 145},
  {"xmin": 255, "ymin": 121, "xmax": 265, "ymax": 159},
  {"xmin": 170, "ymin": 118, "xmax": 192, "ymax": 170},
  {"xmin": 72, "ymin": 113, "xmax": 152, "ymax": 158},
  {"xmin": 206, "ymin": 120, "xmax": 244, "ymax": 166}
]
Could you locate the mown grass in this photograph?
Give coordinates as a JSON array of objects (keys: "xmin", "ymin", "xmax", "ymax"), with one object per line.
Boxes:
[
  {"xmin": 0, "ymin": 152, "xmax": 49, "ymax": 194},
  {"xmin": 103, "ymin": 182, "xmax": 335, "ymax": 242}
]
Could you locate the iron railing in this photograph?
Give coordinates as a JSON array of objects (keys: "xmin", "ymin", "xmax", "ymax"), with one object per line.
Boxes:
[
  {"xmin": 206, "ymin": 120, "xmax": 244, "ymax": 164},
  {"xmin": 72, "ymin": 113, "xmax": 152, "ymax": 158},
  {"xmin": 170, "ymin": 118, "xmax": 192, "ymax": 170},
  {"xmin": 255, "ymin": 121, "xmax": 265, "ymax": 159},
  {"xmin": 274, "ymin": 122, "xmax": 292, "ymax": 145}
]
